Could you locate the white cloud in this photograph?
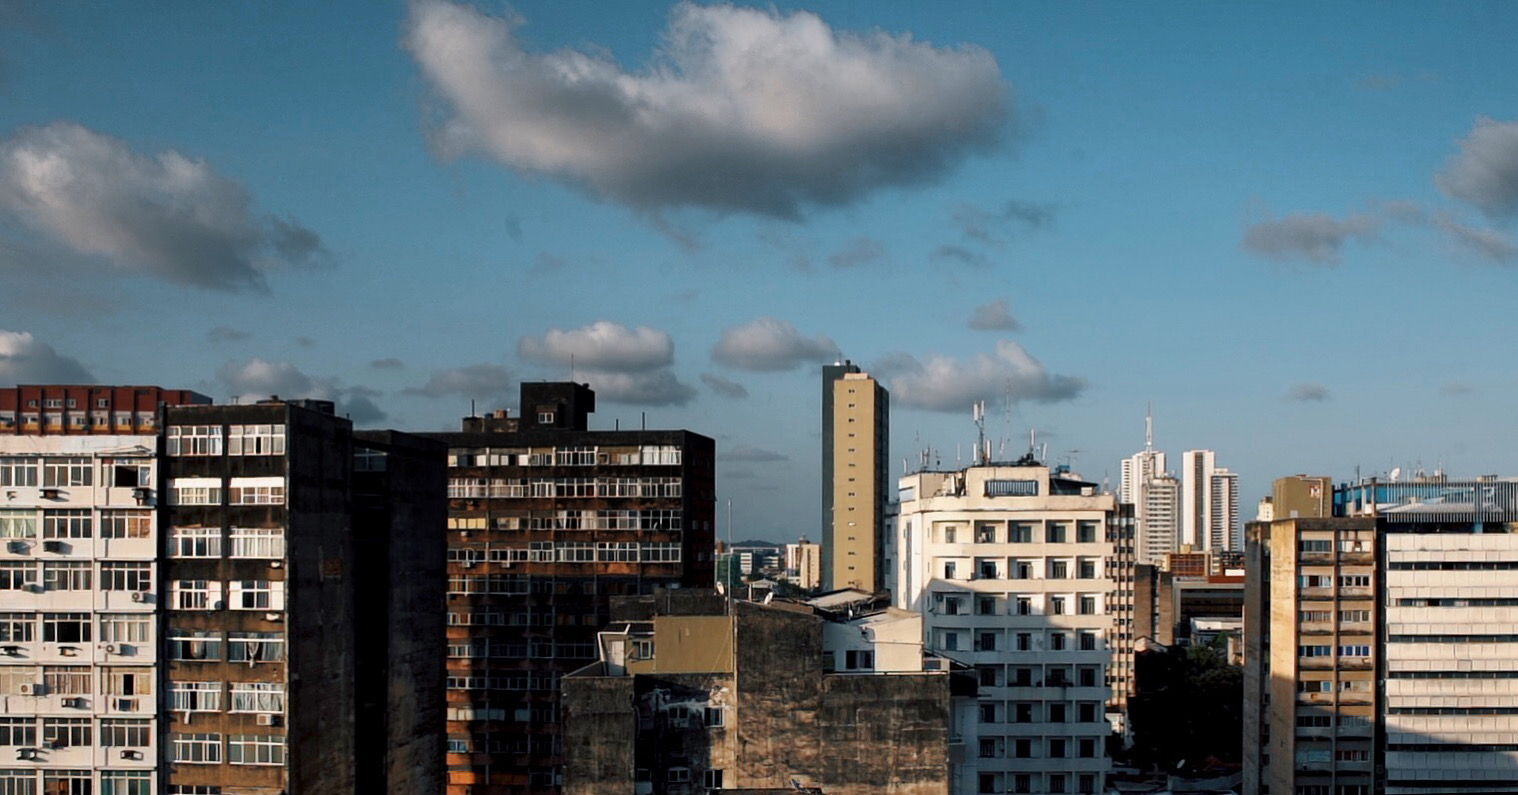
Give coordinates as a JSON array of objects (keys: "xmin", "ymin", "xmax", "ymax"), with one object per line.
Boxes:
[
  {"xmin": 875, "ymin": 341, "xmax": 1083, "ymax": 412},
  {"xmin": 1436, "ymin": 117, "xmax": 1518, "ymax": 220},
  {"xmin": 517, "ymin": 321, "xmax": 674, "ymax": 373},
  {"xmin": 0, "ymin": 122, "xmax": 325, "ymax": 290},
  {"xmin": 1434, "ymin": 213, "xmax": 1518, "ymax": 264},
  {"xmin": 967, "ymin": 299, "xmax": 1021, "ymax": 331},
  {"xmin": 0, "ymin": 330, "xmax": 93, "ymax": 385},
  {"xmin": 405, "ymin": 1, "xmax": 1007, "ymax": 218},
  {"xmin": 1242, "ymin": 213, "xmax": 1376, "ymax": 265},
  {"xmin": 710, "ymin": 317, "xmax": 837, "ymax": 372}
]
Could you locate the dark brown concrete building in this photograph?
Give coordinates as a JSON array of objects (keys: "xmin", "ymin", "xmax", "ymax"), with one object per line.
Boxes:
[
  {"xmin": 161, "ymin": 399, "xmax": 445, "ymax": 794},
  {"xmin": 562, "ymin": 591, "xmax": 955, "ymax": 795},
  {"xmin": 414, "ymin": 382, "xmax": 716, "ymax": 795}
]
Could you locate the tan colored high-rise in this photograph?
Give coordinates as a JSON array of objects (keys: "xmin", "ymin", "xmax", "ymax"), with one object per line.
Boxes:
[{"xmin": 822, "ymin": 363, "xmax": 889, "ymax": 592}]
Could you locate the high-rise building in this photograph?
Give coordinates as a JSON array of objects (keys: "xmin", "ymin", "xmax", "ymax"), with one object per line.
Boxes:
[
  {"xmin": 414, "ymin": 382, "xmax": 715, "ymax": 795},
  {"xmin": 1, "ymin": 386, "xmax": 446, "ymax": 795},
  {"xmin": 894, "ymin": 460, "xmax": 1121, "ymax": 795},
  {"xmin": 1244, "ymin": 474, "xmax": 1518, "ymax": 795},
  {"xmin": 161, "ymin": 398, "xmax": 446, "ymax": 795},
  {"xmin": 784, "ymin": 537, "xmax": 821, "ymax": 591},
  {"xmin": 821, "ymin": 362, "xmax": 889, "ymax": 592},
  {"xmin": 1, "ymin": 386, "xmax": 209, "ymax": 795},
  {"xmin": 1118, "ymin": 410, "xmax": 1165, "ymax": 508},
  {"xmin": 1120, "ymin": 411, "xmax": 1179, "ymax": 566},
  {"xmin": 1181, "ymin": 450, "xmax": 1239, "ymax": 552}
]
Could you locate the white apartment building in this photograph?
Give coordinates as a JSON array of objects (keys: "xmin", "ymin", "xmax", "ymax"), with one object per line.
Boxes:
[
  {"xmin": 1181, "ymin": 450, "xmax": 1240, "ymax": 552},
  {"xmin": 1138, "ymin": 475, "xmax": 1179, "ymax": 566},
  {"xmin": 895, "ymin": 462, "xmax": 1116, "ymax": 795},
  {"xmin": 1, "ymin": 436, "xmax": 160, "ymax": 795},
  {"xmin": 785, "ymin": 539, "xmax": 822, "ymax": 591}
]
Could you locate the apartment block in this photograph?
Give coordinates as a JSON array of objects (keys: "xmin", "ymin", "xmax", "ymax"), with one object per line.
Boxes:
[
  {"xmin": 894, "ymin": 461, "xmax": 1120, "ymax": 795},
  {"xmin": 821, "ymin": 362, "xmax": 889, "ymax": 592},
  {"xmin": 414, "ymin": 382, "xmax": 715, "ymax": 795},
  {"xmin": 160, "ymin": 399, "xmax": 445, "ymax": 795},
  {"xmin": 0, "ymin": 386, "xmax": 208, "ymax": 795},
  {"xmin": 561, "ymin": 589, "xmax": 959, "ymax": 795}
]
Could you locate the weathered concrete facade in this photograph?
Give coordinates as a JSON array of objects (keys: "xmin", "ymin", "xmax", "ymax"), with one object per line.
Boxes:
[{"xmin": 563, "ymin": 594, "xmax": 952, "ymax": 795}]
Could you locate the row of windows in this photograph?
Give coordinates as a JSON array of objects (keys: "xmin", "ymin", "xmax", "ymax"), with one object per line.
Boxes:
[
  {"xmin": 0, "ymin": 666, "xmax": 152, "ymax": 697},
  {"xmin": 1298, "ymin": 645, "xmax": 1372, "ymax": 658},
  {"xmin": 0, "ymin": 613, "xmax": 149, "ymax": 645},
  {"xmin": 0, "ymin": 458, "xmax": 153, "ymax": 490},
  {"xmin": 170, "ymin": 733, "xmax": 285, "ymax": 765},
  {"xmin": 0, "ymin": 561, "xmax": 153, "ymax": 592},
  {"xmin": 941, "ymin": 629, "xmax": 1104, "ymax": 655},
  {"xmin": 975, "ymin": 664, "xmax": 1103, "ymax": 688},
  {"xmin": 1297, "ymin": 679, "xmax": 1372, "ymax": 693},
  {"xmin": 447, "ymin": 477, "xmax": 683, "ymax": 499},
  {"xmin": 0, "ymin": 770, "xmax": 151, "ymax": 794},
  {"xmin": 169, "ymin": 526, "xmax": 284, "ymax": 558},
  {"xmin": 171, "ymin": 485, "xmax": 284, "ymax": 506},
  {"xmin": 937, "ymin": 593, "xmax": 1104, "ymax": 617},
  {"xmin": 170, "ymin": 579, "xmax": 285, "ymax": 611},
  {"xmin": 450, "ymin": 509, "xmax": 685, "ymax": 532},
  {"xmin": 1295, "ymin": 714, "xmax": 1372, "ymax": 728},
  {"xmin": 0, "ymin": 510, "xmax": 151, "ymax": 540},
  {"xmin": 977, "ymin": 771, "xmax": 1099, "ymax": 795},
  {"xmin": 1299, "ymin": 610, "xmax": 1371, "ymax": 623},
  {"xmin": 448, "ymin": 541, "xmax": 683, "ymax": 565},
  {"xmin": 940, "ymin": 522, "xmax": 1102, "ymax": 545},
  {"xmin": 169, "ymin": 681, "xmax": 284, "ymax": 713},
  {"xmin": 0, "ymin": 716, "xmax": 152, "ymax": 747},
  {"xmin": 168, "ymin": 630, "xmax": 284, "ymax": 663},
  {"xmin": 975, "ymin": 701, "xmax": 1104, "ymax": 724},
  {"xmin": 167, "ymin": 425, "xmax": 286, "ymax": 457},
  {"xmin": 449, "ymin": 445, "xmax": 682, "ymax": 468},
  {"xmin": 1298, "ymin": 574, "xmax": 1372, "ymax": 588}
]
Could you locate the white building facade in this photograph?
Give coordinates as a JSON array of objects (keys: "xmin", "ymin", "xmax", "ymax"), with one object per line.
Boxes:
[
  {"xmin": 1181, "ymin": 450, "xmax": 1240, "ymax": 552},
  {"xmin": 1, "ymin": 436, "xmax": 160, "ymax": 795},
  {"xmin": 895, "ymin": 463, "xmax": 1116, "ymax": 795}
]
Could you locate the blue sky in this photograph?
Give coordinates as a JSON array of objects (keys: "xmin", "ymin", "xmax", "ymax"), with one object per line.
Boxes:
[{"xmin": 3, "ymin": 1, "xmax": 1517, "ymax": 540}]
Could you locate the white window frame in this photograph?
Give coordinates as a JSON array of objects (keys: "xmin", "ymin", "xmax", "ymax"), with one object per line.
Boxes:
[
  {"xmin": 167, "ymin": 426, "xmax": 223, "ymax": 457},
  {"xmin": 172, "ymin": 580, "xmax": 223, "ymax": 611},
  {"xmin": 229, "ymin": 682, "xmax": 285, "ymax": 713},
  {"xmin": 227, "ymin": 734, "xmax": 285, "ymax": 765},
  {"xmin": 227, "ymin": 424, "xmax": 286, "ymax": 456},
  {"xmin": 230, "ymin": 527, "xmax": 285, "ymax": 559},
  {"xmin": 171, "ymin": 732, "xmax": 223, "ymax": 763},
  {"xmin": 170, "ymin": 682, "xmax": 222, "ymax": 712},
  {"xmin": 171, "ymin": 526, "xmax": 222, "ymax": 558},
  {"xmin": 228, "ymin": 580, "xmax": 284, "ymax": 611}
]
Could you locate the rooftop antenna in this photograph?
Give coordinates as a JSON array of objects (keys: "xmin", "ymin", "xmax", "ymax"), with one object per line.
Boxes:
[
  {"xmin": 570, "ymin": 353, "xmax": 575, "ymax": 382},
  {"xmin": 973, "ymin": 401, "xmax": 987, "ymax": 465},
  {"xmin": 1145, "ymin": 402, "xmax": 1154, "ymax": 452}
]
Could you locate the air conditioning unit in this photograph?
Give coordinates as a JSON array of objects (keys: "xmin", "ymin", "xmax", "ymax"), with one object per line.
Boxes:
[
  {"xmin": 256, "ymin": 713, "xmax": 279, "ymax": 726},
  {"xmin": 462, "ymin": 560, "xmax": 475, "ymax": 568},
  {"xmin": 42, "ymin": 540, "xmax": 64, "ymax": 553},
  {"xmin": 116, "ymin": 697, "xmax": 138, "ymax": 712},
  {"xmin": 130, "ymin": 591, "xmax": 147, "ymax": 603},
  {"xmin": 5, "ymin": 540, "xmax": 25, "ymax": 553},
  {"xmin": 101, "ymin": 643, "xmax": 117, "ymax": 655},
  {"xmin": 460, "ymin": 529, "xmax": 471, "ymax": 537},
  {"xmin": 18, "ymin": 683, "xmax": 35, "ymax": 695},
  {"xmin": 40, "ymin": 488, "xmax": 60, "ymax": 499},
  {"xmin": 15, "ymin": 748, "xmax": 36, "ymax": 761},
  {"xmin": 58, "ymin": 646, "xmax": 78, "ymax": 657},
  {"xmin": 120, "ymin": 748, "xmax": 141, "ymax": 760},
  {"xmin": 63, "ymin": 697, "xmax": 85, "ymax": 709},
  {"xmin": 269, "ymin": 560, "xmax": 283, "ymax": 569},
  {"xmin": 1, "ymin": 645, "xmax": 19, "ymax": 656},
  {"xmin": 264, "ymin": 612, "xmax": 282, "ymax": 622},
  {"xmin": 41, "ymin": 737, "xmax": 59, "ymax": 750}
]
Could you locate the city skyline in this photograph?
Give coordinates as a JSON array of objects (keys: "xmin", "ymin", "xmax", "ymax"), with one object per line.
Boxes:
[{"xmin": 4, "ymin": 2, "xmax": 1518, "ymax": 541}]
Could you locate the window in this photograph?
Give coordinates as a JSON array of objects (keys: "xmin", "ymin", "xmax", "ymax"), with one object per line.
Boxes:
[
  {"xmin": 40, "ymin": 613, "xmax": 90, "ymax": 643},
  {"xmin": 1012, "ymin": 667, "xmax": 1034, "ymax": 686},
  {"xmin": 102, "ymin": 667, "xmax": 153, "ymax": 696},
  {"xmin": 171, "ymin": 485, "xmax": 222, "ymax": 506},
  {"xmin": 230, "ymin": 683, "xmax": 284, "ymax": 713},
  {"xmin": 1299, "ymin": 539, "xmax": 1332, "ymax": 553},
  {"xmin": 1298, "ymin": 645, "xmax": 1332, "ymax": 658},
  {"xmin": 667, "ymin": 768, "xmax": 690, "ymax": 784},
  {"xmin": 1014, "ymin": 702, "xmax": 1035, "ymax": 722},
  {"xmin": 172, "ymin": 580, "xmax": 222, "ymax": 610},
  {"xmin": 1079, "ymin": 631, "xmax": 1098, "ymax": 651},
  {"xmin": 1339, "ymin": 645, "xmax": 1371, "ymax": 657},
  {"xmin": 1014, "ymin": 738, "xmax": 1032, "ymax": 758},
  {"xmin": 703, "ymin": 770, "xmax": 724, "ymax": 789},
  {"xmin": 979, "ymin": 702, "xmax": 998, "ymax": 723},
  {"xmin": 642, "ymin": 543, "xmax": 681, "ymax": 563},
  {"xmin": 172, "ymin": 732, "xmax": 223, "ymax": 763},
  {"xmin": 844, "ymin": 650, "xmax": 874, "ymax": 670},
  {"xmin": 168, "ymin": 426, "xmax": 223, "ymax": 456},
  {"xmin": 228, "ymin": 580, "xmax": 284, "ymax": 611},
  {"xmin": 43, "ymin": 772, "xmax": 93, "ymax": 795},
  {"xmin": 1078, "ymin": 595, "xmax": 1097, "ymax": 615},
  {"xmin": 101, "ymin": 718, "xmax": 151, "ymax": 747},
  {"xmin": 1079, "ymin": 702, "xmax": 1098, "ymax": 723},
  {"xmin": 1049, "ymin": 632, "xmax": 1066, "ymax": 651},
  {"xmin": 42, "ymin": 666, "xmax": 90, "ymax": 695},
  {"xmin": 1048, "ymin": 738, "xmax": 1067, "ymax": 758},
  {"xmin": 703, "ymin": 706, "xmax": 724, "ymax": 727},
  {"xmin": 1009, "ymin": 524, "xmax": 1032, "ymax": 543},
  {"xmin": 1046, "ymin": 523, "xmax": 1067, "ymax": 543},
  {"xmin": 100, "ymin": 561, "xmax": 152, "ymax": 592},
  {"xmin": 978, "ymin": 633, "xmax": 997, "ymax": 652},
  {"xmin": 1339, "ymin": 574, "xmax": 1370, "ymax": 588},
  {"xmin": 229, "ymin": 484, "xmax": 284, "ymax": 505},
  {"xmin": 42, "ymin": 717, "xmax": 91, "ymax": 747},
  {"xmin": 1049, "ymin": 560, "xmax": 1069, "ymax": 579},
  {"xmin": 1049, "ymin": 703, "xmax": 1067, "ymax": 722},
  {"xmin": 41, "ymin": 458, "xmax": 92, "ymax": 488},
  {"xmin": 1300, "ymin": 610, "xmax": 1332, "ymax": 622},
  {"xmin": 977, "ymin": 596, "xmax": 997, "ymax": 615},
  {"xmin": 230, "ymin": 527, "xmax": 284, "ymax": 558},
  {"xmin": 0, "ymin": 562, "xmax": 37, "ymax": 590},
  {"xmin": 227, "ymin": 424, "xmax": 285, "ymax": 456},
  {"xmin": 42, "ymin": 510, "xmax": 92, "ymax": 539},
  {"xmin": 170, "ymin": 629, "xmax": 222, "ymax": 661},
  {"xmin": 1015, "ymin": 632, "xmax": 1031, "ymax": 651},
  {"xmin": 1297, "ymin": 680, "xmax": 1332, "ymax": 693},
  {"xmin": 0, "ymin": 716, "xmax": 36, "ymax": 747},
  {"xmin": 976, "ymin": 524, "xmax": 997, "ymax": 543},
  {"xmin": 1078, "ymin": 666, "xmax": 1099, "ymax": 687},
  {"xmin": 172, "ymin": 526, "xmax": 222, "ymax": 558},
  {"xmin": 228, "ymin": 632, "xmax": 285, "ymax": 663},
  {"xmin": 0, "ymin": 458, "xmax": 39, "ymax": 487},
  {"xmin": 942, "ymin": 631, "xmax": 959, "ymax": 652},
  {"xmin": 100, "ymin": 510, "xmax": 152, "ymax": 539},
  {"xmin": 43, "ymin": 561, "xmax": 91, "ymax": 591},
  {"xmin": 596, "ymin": 542, "xmax": 638, "ymax": 562},
  {"xmin": 0, "ymin": 509, "xmax": 37, "ymax": 538},
  {"xmin": 1077, "ymin": 522, "xmax": 1098, "ymax": 543},
  {"xmin": 0, "ymin": 613, "xmax": 33, "ymax": 642},
  {"xmin": 1050, "ymin": 596, "xmax": 1067, "ymax": 615},
  {"xmin": 102, "ymin": 771, "xmax": 153, "ymax": 795},
  {"xmin": 1339, "ymin": 610, "xmax": 1370, "ymax": 623},
  {"xmin": 1078, "ymin": 559, "xmax": 1097, "ymax": 579},
  {"xmin": 171, "ymin": 682, "xmax": 222, "ymax": 712}
]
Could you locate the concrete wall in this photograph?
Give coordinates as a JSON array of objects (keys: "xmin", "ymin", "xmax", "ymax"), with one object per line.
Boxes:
[{"xmin": 561, "ymin": 677, "xmax": 636, "ymax": 795}]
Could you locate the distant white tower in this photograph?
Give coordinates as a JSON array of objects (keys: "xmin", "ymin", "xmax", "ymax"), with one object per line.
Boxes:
[
  {"xmin": 1182, "ymin": 450, "xmax": 1240, "ymax": 552},
  {"xmin": 1121, "ymin": 406, "xmax": 1176, "ymax": 564}
]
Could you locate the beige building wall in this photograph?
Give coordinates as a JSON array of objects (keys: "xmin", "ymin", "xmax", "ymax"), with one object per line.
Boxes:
[
  {"xmin": 1272, "ymin": 475, "xmax": 1333, "ymax": 520},
  {"xmin": 830, "ymin": 373, "xmax": 881, "ymax": 591}
]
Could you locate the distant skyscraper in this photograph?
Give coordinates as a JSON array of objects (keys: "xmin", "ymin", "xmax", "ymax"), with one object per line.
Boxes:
[
  {"xmin": 1181, "ymin": 450, "xmax": 1239, "ymax": 551},
  {"xmin": 821, "ymin": 361, "xmax": 889, "ymax": 592},
  {"xmin": 1121, "ymin": 408, "xmax": 1176, "ymax": 565}
]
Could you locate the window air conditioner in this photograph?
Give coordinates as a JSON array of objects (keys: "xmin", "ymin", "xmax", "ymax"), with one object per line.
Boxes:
[
  {"xmin": 256, "ymin": 713, "xmax": 276, "ymax": 726},
  {"xmin": 130, "ymin": 591, "xmax": 147, "ymax": 602},
  {"xmin": 120, "ymin": 749, "xmax": 141, "ymax": 760},
  {"xmin": 264, "ymin": 612, "xmax": 282, "ymax": 622},
  {"xmin": 40, "ymin": 488, "xmax": 60, "ymax": 499},
  {"xmin": 5, "ymin": 540, "xmax": 25, "ymax": 553},
  {"xmin": 42, "ymin": 540, "xmax": 64, "ymax": 553},
  {"xmin": 1, "ymin": 645, "xmax": 19, "ymax": 655},
  {"xmin": 102, "ymin": 643, "xmax": 117, "ymax": 654},
  {"xmin": 269, "ymin": 560, "xmax": 283, "ymax": 568},
  {"xmin": 18, "ymin": 683, "xmax": 35, "ymax": 695}
]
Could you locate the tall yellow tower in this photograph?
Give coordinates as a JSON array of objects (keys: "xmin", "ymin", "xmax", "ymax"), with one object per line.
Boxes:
[{"xmin": 822, "ymin": 362, "xmax": 889, "ymax": 591}]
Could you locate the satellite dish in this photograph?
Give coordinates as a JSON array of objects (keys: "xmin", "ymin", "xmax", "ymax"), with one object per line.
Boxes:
[{"xmin": 1389, "ymin": 467, "xmax": 1402, "ymax": 482}]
